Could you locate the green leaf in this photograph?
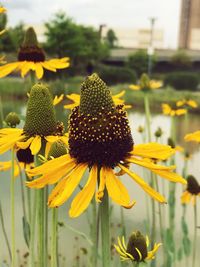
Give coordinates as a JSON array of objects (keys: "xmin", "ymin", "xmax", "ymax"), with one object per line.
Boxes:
[{"xmin": 22, "ymin": 216, "xmax": 30, "ymax": 248}]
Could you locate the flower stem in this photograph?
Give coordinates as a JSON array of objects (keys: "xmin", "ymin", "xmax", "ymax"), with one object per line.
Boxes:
[
  {"xmin": 144, "ymin": 93, "xmax": 151, "ymax": 142},
  {"xmin": 192, "ymin": 204, "xmax": 197, "ymax": 267},
  {"xmin": 51, "ymin": 208, "xmax": 58, "ymax": 267},
  {"xmin": 11, "ymin": 148, "xmax": 16, "ymax": 267},
  {"xmin": 29, "ymin": 190, "xmax": 37, "ymax": 267},
  {"xmin": 0, "ymin": 201, "xmax": 12, "ymax": 261},
  {"xmin": 100, "ymin": 190, "xmax": 110, "ymax": 267},
  {"xmin": 91, "ymin": 197, "xmax": 98, "ymax": 267}
]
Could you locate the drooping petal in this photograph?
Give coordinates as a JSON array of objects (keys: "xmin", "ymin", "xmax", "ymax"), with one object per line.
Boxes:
[
  {"xmin": 17, "ymin": 137, "xmax": 34, "ymax": 149},
  {"xmin": 26, "ymin": 159, "xmax": 76, "ymax": 189},
  {"xmin": 127, "ymin": 157, "xmax": 175, "ymax": 170},
  {"xmin": 104, "ymin": 167, "xmax": 135, "ymax": 208},
  {"xmin": 118, "ymin": 164, "xmax": 166, "ymax": 203},
  {"xmin": 69, "ymin": 165, "xmax": 98, "ymax": 217},
  {"xmin": 181, "ymin": 191, "xmax": 191, "ymax": 204},
  {"xmin": 151, "ymin": 169, "xmax": 186, "ymax": 184},
  {"xmin": 131, "ymin": 143, "xmax": 175, "ymax": 160},
  {"xmin": 27, "ymin": 154, "xmax": 71, "ymax": 176},
  {"xmin": 0, "ymin": 62, "xmax": 20, "ymax": 78},
  {"xmin": 146, "ymin": 243, "xmax": 162, "ymax": 260},
  {"xmin": 30, "ymin": 136, "xmax": 42, "ymax": 155},
  {"xmin": 48, "ymin": 163, "xmax": 87, "ymax": 207},
  {"xmin": 184, "ymin": 130, "xmax": 200, "ymax": 143},
  {"xmin": 35, "ymin": 63, "xmax": 44, "ymax": 79},
  {"xmin": 53, "ymin": 94, "xmax": 64, "ymax": 106}
]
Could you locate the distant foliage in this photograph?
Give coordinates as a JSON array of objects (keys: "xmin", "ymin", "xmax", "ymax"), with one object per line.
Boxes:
[
  {"xmin": 105, "ymin": 29, "xmax": 118, "ymax": 48},
  {"xmin": 164, "ymin": 72, "xmax": 199, "ymax": 91},
  {"xmin": 0, "ymin": 13, "xmax": 25, "ymax": 52},
  {"xmin": 44, "ymin": 12, "xmax": 109, "ymax": 69},
  {"xmin": 127, "ymin": 49, "xmax": 156, "ymax": 76},
  {"xmin": 96, "ymin": 64, "xmax": 137, "ymax": 85},
  {"xmin": 171, "ymin": 50, "xmax": 192, "ymax": 69}
]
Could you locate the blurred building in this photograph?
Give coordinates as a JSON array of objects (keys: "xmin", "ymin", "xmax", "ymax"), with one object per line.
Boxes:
[
  {"xmin": 102, "ymin": 28, "xmax": 164, "ymax": 49},
  {"xmin": 179, "ymin": 0, "xmax": 200, "ymax": 50}
]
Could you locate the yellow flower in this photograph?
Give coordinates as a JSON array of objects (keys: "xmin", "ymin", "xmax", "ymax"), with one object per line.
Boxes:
[
  {"xmin": 162, "ymin": 103, "xmax": 187, "ymax": 116},
  {"xmin": 184, "ymin": 130, "xmax": 200, "ymax": 143},
  {"xmin": 181, "ymin": 175, "xmax": 200, "ymax": 205},
  {"xmin": 0, "ymin": 27, "xmax": 70, "ymax": 79},
  {"xmin": 0, "ymin": 6, "xmax": 6, "ymax": 13},
  {"xmin": 114, "ymin": 231, "xmax": 161, "ymax": 262},
  {"xmin": 0, "ymin": 148, "xmax": 34, "ymax": 177},
  {"xmin": 64, "ymin": 90, "xmax": 131, "ymax": 110},
  {"xmin": 0, "ymin": 84, "xmax": 68, "ymax": 156},
  {"xmin": 26, "ymin": 74, "xmax": 186, "ymax": 218},
  {"xmin": 53, "ymin": 94, "xmax": 64, "ymax": 106},
  {"xmin": 176, "ymin": 99, "xmax": 198, "ymax": 109},
  {"xmin": 129, "ymin": 73, "xmax": 162, "ymax": 92}
]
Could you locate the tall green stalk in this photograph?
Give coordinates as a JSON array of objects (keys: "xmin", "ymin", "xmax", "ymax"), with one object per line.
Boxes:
[
  {"xmin": 0, "ymin": 201, "xmax": 12, "ymax": 261},
  {"xmin": 144, "ymin": 93, "xmax": 152, "ymax": 141},
  {"xmin": 192, "ymin": 204, "xmax": 197, "ymax": 267},
  {"xmin": 100, "ymin": 190, "xmax": 110, "ymax": 267},
  {"xmin": 29, "ymin": 190, "xmax": 37, "ymax": 267},
  {"xmin": 51, "ymin": 208, "xmax": 58, "ymax": 267},
  {"xmin": 11, "ymin": 148, "xmax": 16, "ymax": 267},
  {"xmin": 91, "ymin": 197, "xmax": 98, "ymax": 267}
]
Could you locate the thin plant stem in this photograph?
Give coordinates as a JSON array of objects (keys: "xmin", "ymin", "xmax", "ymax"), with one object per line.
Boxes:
[
  {"xmin": 120, "ymin": 206, "xmax": 126, "ymax": 238},
  {"xmin": 100, "ymin": 190, "xmax": 110, "ymax": 267},
  {"xmin": 29, "ymin": 190, "xmax": 37, "ymax": 267},
  {"xmin": 0, "ymin": 95, "xmax": 4, "ymax": 128},
  {"xmin": 11, "ymin": 148, "xmax": 16, "ymax": 267},
  {"xmin": 91, "ymin": 196, "xmax": 98, "ymax": 267},
  {"xmin": 144, "ymin": 93, "xmax": 152, "ymax": 142},
  {"xmin": 51, "ymin": 208, "xmax": 58, "ymax": 267},
  {"xmin": 192, "ymin": 203, "xmax": 197, "ymax": 267},
  {"xmin": 0, "ymin": 201, "xmax": 12, "ymax": 261}
]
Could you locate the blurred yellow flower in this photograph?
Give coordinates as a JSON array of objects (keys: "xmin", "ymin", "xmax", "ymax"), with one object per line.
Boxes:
[
  {"xmin": 53, "ymin": 94, "xmax": 64, "ymax": 106},
  {"xmin": 129, "ymin": 73, "xmax": 162, "ymax": 92},
  {"xmin": 162, "ymin": 103, "xmax": 187, "ymax": 116},
  {"xmin": 184, "ymin": 130, "xmax": 200, "ymax": 143},
  {"xmin": 114, "ymin": 231, "xmax": 161, "ymax": 262},
  {"xmin": 0, "ymin": 27, "xmax": 70, "ymax": 79},
  {"xmin": 0, "ymin": 6, "xmax": 6, "ymax": 13},
  {"xmin": 176, "ymin": 99, "xmax": 198, "ymax": 109},
  {"xmin": 181, "ymin": 176, "xmax": 200, "ymax": 205},
  {"xmin": 64, "ymin": 90, "xmax": 131, "ymax": 110}
]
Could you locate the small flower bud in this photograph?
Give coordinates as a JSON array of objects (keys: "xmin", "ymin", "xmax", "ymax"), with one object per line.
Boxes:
[{"xmin": 5, "ymin": 112, "xmax": 20, "ymax": 128}]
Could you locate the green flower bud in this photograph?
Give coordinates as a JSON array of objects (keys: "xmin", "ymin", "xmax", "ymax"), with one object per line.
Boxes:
[
  {"xmin": 5, "ymin": 112, "xmax": 20, "ymax": 128},
  {"xmin": 48, "ymin": 140, "xmax": 68, "ymax": 159}
]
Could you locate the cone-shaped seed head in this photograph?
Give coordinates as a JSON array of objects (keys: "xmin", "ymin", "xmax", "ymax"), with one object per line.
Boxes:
[
  {"xmin": 80, "ymin": 73, "xmax": 115, "ymax": 115},
  {"xmin": 24, "ymin": 83, "xmax": 57, "ymax": 136},
  {"xmin": 127, "ymin": 231, "xmax": 148, "ymax": 261},
  {"xmin": 5, "ymin": 112, "xmax": 20, "ymax": 127},
  {"xmin": 187, "ymin": 175, "xmax": 200, "ymax": 195},
  {"xmin": 140, "ymin": 73, "xmax": 150, "ymax": 88},
  {"xmin": 48, "ymin": 140, "xmax": 68, "ymax": 159},
  {"xmin": 18, "ymin": 27, "xmax": 45, "ymax": 62},
  {"xmin": 22, "ymin": 27, "xmax": 38, "ymax": 48}
]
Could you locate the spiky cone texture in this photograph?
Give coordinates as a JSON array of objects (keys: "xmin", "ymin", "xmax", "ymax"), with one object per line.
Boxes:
[
  {"xmin": 0, "ymin": 84, "xmax": 68, "ymax": 156},
  {"xmin": 114, "ymin": 231, "xmax": 161, "ymax": 262},
  {"xmin": 0, "ymin": 27, "xmax": 70, "ymax": 79},
  {"xmin": 181, "ymin": 175, "xmax": 200, "ymax": 205},
  {"xmin": 26, "ymin": 74, "xmax": 186, "ymax": 218}
]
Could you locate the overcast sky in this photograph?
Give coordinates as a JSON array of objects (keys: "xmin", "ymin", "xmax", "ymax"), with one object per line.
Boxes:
[{"xmin": 1, "ymin": 0, "xmax": 181, "ymax": 48}]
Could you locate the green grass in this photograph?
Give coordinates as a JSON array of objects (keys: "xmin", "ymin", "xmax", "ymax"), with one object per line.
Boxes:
[{"xmin": 0, "ymin": 76, "xmax": 200, "ymax": 113}]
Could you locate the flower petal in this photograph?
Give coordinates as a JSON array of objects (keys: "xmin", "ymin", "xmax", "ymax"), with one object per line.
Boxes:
[
  {"xmin": 48, "ymin": 163, "xmax": 87, "ymax": 207},
  {"xmin": 69, "ymin": 165, "xmax": 98, "ymax": 217},
  {"xmin": 35, "ymin": 63, "xmax": 44, "ymax": 79},
  {"xmin": 104, "ymin": 167, "xmax": 135, "ymax": 208},
  {"xmin": 131, "ymin": 143, "xmax": 175, "ymax": 160},
  {"xmin": 118, "ymin": 164, "xmax": 166, "ymax": 203},
  {"xmin": 30, "ymin": 136, "xmax": 41, "ymax": 155}
]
